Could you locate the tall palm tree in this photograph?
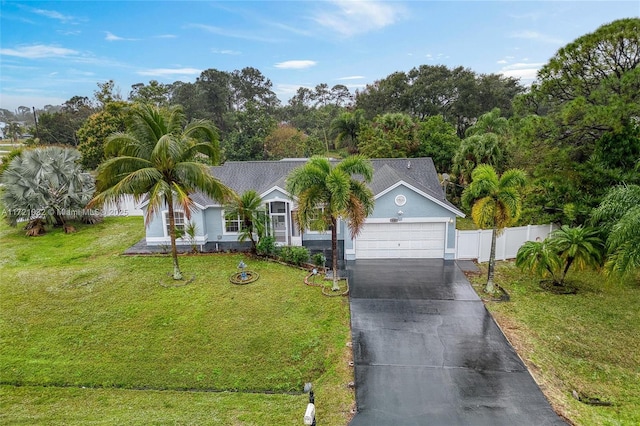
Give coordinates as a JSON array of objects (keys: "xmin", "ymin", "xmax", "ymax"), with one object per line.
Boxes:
[
  {"xmin": 465, "ymin": 108, "xmax": 509, "ymax": 137},
  {"xmin": 90, "ymin": 104, "xmax": 233, "ymax": 280},
  {"xmin": 330, "ymin": 109, "xmax": 365, "ymax": 153},
  {"xmin": 286, "ymin": 156, "xmax": 375, "ymax": 290},
  {"xmin": 452, "ymin": 133, "xmax": 504, "ymax": 185},
  {"xmin": 462, "ymin": 164, "xmax": 526, "ymax": 293},
  {"xmin": 224, "ymin": 190, "xmax": 268, "ymax": 254}
]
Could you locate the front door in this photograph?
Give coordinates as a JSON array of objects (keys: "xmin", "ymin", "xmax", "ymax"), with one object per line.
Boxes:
[{"xmin": 269, "ymin": 201, "xmax": 289, "ymax": 244}]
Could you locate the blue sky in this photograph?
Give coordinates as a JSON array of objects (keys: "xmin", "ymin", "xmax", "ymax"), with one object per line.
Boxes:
[{"xmin": 1, "ymin": 1, "xmax": 638, "ymax": 112}]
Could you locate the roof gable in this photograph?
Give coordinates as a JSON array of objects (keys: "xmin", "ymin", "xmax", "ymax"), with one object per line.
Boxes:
[{"xmin": 376, "ymin": 180, "xmax": 464, "ymax": 217}]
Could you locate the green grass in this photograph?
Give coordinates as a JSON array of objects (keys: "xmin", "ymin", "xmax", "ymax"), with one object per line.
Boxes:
[
  {"xmin": 469, "ymin": 262, "xmax": 640, "ymax": 425},
  {"xmin": 0, "ymin": 217, "xmax": 355, "ymax": 425}
]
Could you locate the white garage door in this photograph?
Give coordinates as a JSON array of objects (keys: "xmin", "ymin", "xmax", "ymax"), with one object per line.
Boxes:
[{"xmin": 356, "ymin": 222, "xmax": 446, "ymax": 259}]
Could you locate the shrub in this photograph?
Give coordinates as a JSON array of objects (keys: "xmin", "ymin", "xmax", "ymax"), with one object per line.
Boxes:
[
  {"xmin": 312, "ymin": 252, "xmax": 327, "ymax": 268},
  {"xmin": 256, "ymin": 236, "xmax": 276, "ymax": 257},
  {"xmin": 278, "ymin": 246, "xmax": 310, "ymax": 266}
]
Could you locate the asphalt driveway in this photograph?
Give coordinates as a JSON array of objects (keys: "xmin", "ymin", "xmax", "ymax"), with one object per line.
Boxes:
[{"xmin": 347, "ymin": 259, "xmax": 565, "ymax": 426}]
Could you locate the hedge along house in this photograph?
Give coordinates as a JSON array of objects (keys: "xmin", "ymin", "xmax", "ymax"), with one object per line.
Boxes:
[{"xmin": 140, "ymin": 158, "xmax": 464, "ymax": 260}]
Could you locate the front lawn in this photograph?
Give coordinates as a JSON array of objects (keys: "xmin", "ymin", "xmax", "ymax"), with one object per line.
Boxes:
[
  {"xmin": 0, "ymin": 217, "xmax": 354, "ymax": 425},
  {"xmin": 470, "ymin": 262, "xmax": 640, "ymax": 425}
]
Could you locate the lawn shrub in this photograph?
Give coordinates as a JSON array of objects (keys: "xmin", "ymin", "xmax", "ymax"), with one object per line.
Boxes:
[
  {"xmin": 312, "ymin": 252, "xmax": 327, "ymax": 269},
  {"xmin": 256, "ymin": 235, "xmax": 276, "ymax": 256},
  {"xmin": 278, "ymin": 245, "xmax": 310, "ymax": 266}
]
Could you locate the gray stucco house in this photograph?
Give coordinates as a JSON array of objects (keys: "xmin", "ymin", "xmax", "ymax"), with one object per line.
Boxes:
[{"xmin": 141, "ymin": 157, "xmax": 464, "ymax": 260}]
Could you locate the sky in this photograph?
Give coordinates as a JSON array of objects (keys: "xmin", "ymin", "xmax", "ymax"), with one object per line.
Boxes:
[{"xmin": 1, "ymin": 1, "xmax": 638, "ymax": 112}]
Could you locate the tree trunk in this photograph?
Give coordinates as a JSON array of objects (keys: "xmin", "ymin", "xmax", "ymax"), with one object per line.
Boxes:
[
  {"xmin": 246, "ymin": 218, "xmax": 257, "ymax": 254},
  {"xmin": 485, "ymin": 226, "xmax": 498, "ymax": 294},
  {"xmin": 167, "ymin": 200, "xmax": 183, "ymax": 280},
  {"xmin": 53, "ymin": 212, "xmax": 65, "ymax": 228},
  {"xmin": 331, "ymin": 216, "xmax": 339, "ymax": 291},
  {"xmin": 559, "ymin": 257, "xmax": 574, "ymax": 286}
]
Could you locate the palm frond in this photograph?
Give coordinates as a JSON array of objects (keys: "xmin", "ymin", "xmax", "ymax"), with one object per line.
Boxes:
[
  {"xmin": 337, "ymin": 155, "xmax": 374, "ymax": 182},
  {"xmin": 516, "ymin": 240, "xmax": 562, "ymax": 281},
  {"xmin": 471, "ymin": 197, "xmax": 496, "ymax": 229},
  {"xmin": 326, "ymin": 168, "xmax": 350, "ymax": 211}
]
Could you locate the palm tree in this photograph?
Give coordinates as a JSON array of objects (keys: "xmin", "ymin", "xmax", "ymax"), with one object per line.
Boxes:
[
  {"xmin": 465, "ymin": 108, "xmax": 509, "ymax": 137},
  {"xmin": 224, "ymin": 190, "xmax": 268, "ymax": 254},
  {"xmin": 590, "ymin": 184, "xmax": 640, "ymax": 276},
  {"xmin": 604, "ymin": 207, "xmax": 640, "ymax": 276},
  {"xmin": 286, "ymin": 156, "xmax": 375, "ymax": 290},
  {"xmin": 330, "ymin": 109, "xmax": 365, "ymax": 153},
  {"xmin": 1, "ymin": 146, "xmax": 95, "ymax": 233},
  {"xmin": 516, "ymin": 239, "xmax": 563, "ymax": 283},
  {"xmin": 90, "ymin": 104, "xmax": 233, "ymax": 280},
  {"xmin": 5, "ymin": 122, "xmax": 23, "ymax": 143},
  {"xmin": 462, "ymin": 164, "xmax": 526, "ymax": 293},
  {"xmin": 452, "ymin": 133, "xmax": 504, "ymax": 185},
  {"xmin": 549, "ymin": 225, "xmax": 603, "ymax": 285},
  {"xmin": 517, "ymin": 226, "xmax": 603, "ymax": 287}
]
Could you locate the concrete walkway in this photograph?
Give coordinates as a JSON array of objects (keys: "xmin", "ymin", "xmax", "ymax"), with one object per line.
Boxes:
[{"xmin": 346, "ymin": 259, "xmax": 565, "ymax": 426}]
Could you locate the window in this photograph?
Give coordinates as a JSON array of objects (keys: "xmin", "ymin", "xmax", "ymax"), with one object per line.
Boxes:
[
  {"xmin": 305, "ymin": 207, "xmax": 340, "ymax": 234},
  {"xmin": 270, "ymin": 201, "xmax": 287, "ymax": 214},
  {"xmin": 165, "ymin": 211, "xmax": 185, "ymax": 236},
  {"xmin": 224, "ymin": 212, "xmax": 242, "ymax": 233},
  {"xmin": 308, "ymin": 208, "xmax": 327, "ymax": 232}
]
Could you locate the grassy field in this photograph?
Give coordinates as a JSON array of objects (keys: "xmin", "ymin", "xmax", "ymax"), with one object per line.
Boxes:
[
  {"xmin": 469, "ymin": 262, "xmax": 640, "ymax": 425},
  {"xmin": 0, "ymin": 216, "xmax": 355, "ymax": 425}
]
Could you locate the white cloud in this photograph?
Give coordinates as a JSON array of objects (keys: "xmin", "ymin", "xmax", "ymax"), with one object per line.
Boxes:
[
  {"xmin": 211, "ymin": 48, "xmax": 241, "ymax": 55},
  {"xmin": 57, "ymin": 30, "xmax": 81, "ymax": 36},
  {"xmin": 32, "ymin": 8, "xmax": 77, "ymax": 23},
  {"xmin": 497, "ymin": 59, "xmax": 508, "ymax": 64},
  {"xmin": 274, "ymin": 60, "xmax": 317, "ymax": 69},
  {"xmin": 155, "ymin": 34, "xmax": 177, "ymax": 39},
  {"xmin": 187, "ymin": 23, "xmax": 280, "ymax": 43},
  {"xmin": 337, "ymin": 76, "xmax": 365, "ymax": 81},
  {"xmin": 105, "ymin": 31, "xmax": 139, "ymax": 41},
  {"xmin": 0, "ymin": 44, "xmax": 78, "ymax": 59},
  {"xmin": 344, "ymin": 83, "xmax": 367, "ymax": 91},
  {"xmin": 314, "ymin": 0, "xmax": 407, "ymax": 37},
  {"xmin": 137, "ymin": 68, "xmax": 202, "ymax": 77},
  {"xmin": 275, "ymin": 83, "xmax": 306, "ymax": 98},
  {"xmin": 510, "ymin": 30, "xmax": 564, "ymax": 45},
  {"xmin": 498, "ymin": 62, "xmax": 545, "ymax": 82},
  {"xmin": 508, "ymin": 12, "xmax": 544, "ymax": 21}
]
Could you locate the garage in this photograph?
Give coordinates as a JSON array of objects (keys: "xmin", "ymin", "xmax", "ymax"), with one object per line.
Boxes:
[{"xmin": 355, "ymin": 221, "xmax": 446, "ymax": 259}]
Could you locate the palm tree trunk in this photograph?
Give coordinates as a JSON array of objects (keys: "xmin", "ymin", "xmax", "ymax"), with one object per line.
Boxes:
[
  {"xmin": 331, "ymin": 216, "xmax": 339, "ymax": 291},
  {"xmin": 485, "ymin": 226, "xmax": 498, "ymax": 293},
  {"xmin": 559, "ymin": 257, "xmax": 574, "ymax": 286},
  {"xmin": 167, "ymin": 200, "xmax": 183, "ymax": 280},
  {"xmin": 246, "ymin": 218, "xmax": 257, "ymax": 254}
]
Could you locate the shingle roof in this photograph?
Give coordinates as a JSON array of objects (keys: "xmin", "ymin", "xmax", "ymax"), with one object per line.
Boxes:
[
  {"xmin": 197, "ymin": 157, "xmax": 461, "ymax": 214},
  {"xmin": 209, "ymin": 159, "xmax": 307, "ymax": 196}
]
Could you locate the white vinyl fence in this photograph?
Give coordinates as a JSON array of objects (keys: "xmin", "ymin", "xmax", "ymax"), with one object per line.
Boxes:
[
  {"xmin": 102, "ymin": 194, "xmax": 144, "ymax": 217},
  {"xmin": 456, "ymin": 224, "xmax": 557, "ymax": 262}
]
